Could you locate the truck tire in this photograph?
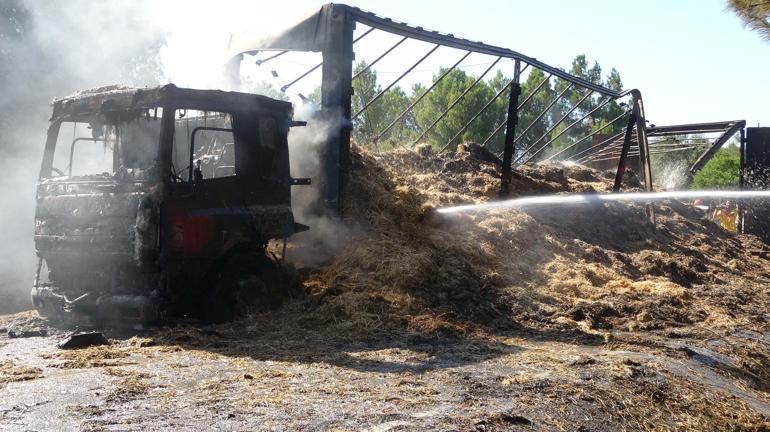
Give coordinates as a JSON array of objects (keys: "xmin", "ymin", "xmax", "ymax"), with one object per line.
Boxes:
[{"xmin": 200, "ymin": 252, "xmax": 285, "ymax": 323}]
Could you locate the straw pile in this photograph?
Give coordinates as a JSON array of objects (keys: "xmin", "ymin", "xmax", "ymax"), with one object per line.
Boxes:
[
  {"xmin": 2, "ymin": 143, "xmax": 768, "ymax": 430},
  {"xmin": 305, "ymin": 143, "xmax": 770, "ymax": 340},
  {"xmin": 292, "ymin": 143, "xmax": 770, "ymax": 429}
]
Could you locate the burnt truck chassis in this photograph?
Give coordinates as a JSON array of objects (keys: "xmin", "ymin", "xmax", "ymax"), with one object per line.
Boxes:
[{"xmin": 32, "ymin": 84, "xmax": 309, "ymax": 326}]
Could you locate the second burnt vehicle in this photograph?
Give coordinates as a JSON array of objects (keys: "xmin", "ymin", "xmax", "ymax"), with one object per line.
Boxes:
[{"xmin": 32, "ymin": 84, "xmax": 310, "ymax": 325}]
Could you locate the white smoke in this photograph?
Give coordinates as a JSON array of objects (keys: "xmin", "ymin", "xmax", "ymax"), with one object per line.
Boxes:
[
  {"xmin": 0, "ymin": 0, "xmax": 165, "ymax": 313},
  {"xmin": 0, "ymin": 1, "xmax": 350, "ymax": 312},
  {"xmin": 287, "ymin": 103, "xmax": 358, "ymax": 267}
]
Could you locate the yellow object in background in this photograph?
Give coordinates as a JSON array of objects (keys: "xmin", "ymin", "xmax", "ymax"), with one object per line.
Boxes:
[{"xmin": 714, "ymin": 208, "xmax": 738, "ymax": 232}]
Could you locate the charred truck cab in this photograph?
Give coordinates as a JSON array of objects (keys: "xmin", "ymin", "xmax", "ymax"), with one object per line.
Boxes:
[{"xmin": 32, "ymin": 84, "xmax": 309, "ymax": 325}]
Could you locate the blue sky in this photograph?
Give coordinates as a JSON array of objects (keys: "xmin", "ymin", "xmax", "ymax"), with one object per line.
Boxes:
[{"xmin": 161, "ymin": 0, "xmax": 768, "ymax": 127}]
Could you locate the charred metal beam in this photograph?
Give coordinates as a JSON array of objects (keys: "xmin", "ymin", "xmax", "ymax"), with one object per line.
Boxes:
[
  {"xmin": 255, "ymin": 50, "xmax": 289, "ymax": 65},
  {"xmin": 591, "ymin": 147, "xmax": 700, "ymax": 163},
  {"xmin": 344, "ymin": 5, "xmax": 622, "ymax": 97},
  {"xmin": 646, "ymin": 142, "xmax": 710, "ymax": 148},
  {"xmin": 279, "ymin": 27, "xmax": 377, "ymax": 94},
  {"xmin": 412, "ymin": 56, "xmax": 502, "ymax": 146},
  {"xmin": 500, "ymin": 60, "xmax": 523, "ymax": 196},
  {"xmin": 321, "ymin": 9, "xmax": 355, "ymax": 211},
  {"xmin": 689, "ymin": 120, "xmax": 746, "ymax": 174},
  {"xmin": 613, "ymin": 113, "xmax": 638, "ymax": 192},
  {"xmin": 517, "ymin": 89, "xmax": 594, "ymax": 164},
  {"xmin": 648, "ymin": 129, "xmax": 729, "ymax": 137},
  {"xmin": 281, "ymin": 63, "xmax": 322, "ymax": 92},
  {"xmin": 738, "ymin": 128, "xmax": 747, "ymax": 234},
  {"xmin": 648, "ymin": 138, "xmax": 712, "ymax": 145},
  {"xmin": 629, "ymin": 90, "xmax": 654, "ymax": 223},
  {"xmin": 353, "ymin": 44, "xmax": 440, "ymax": 120},
  {"xmin": 740, "ymin": 127, "xmax": 746, "ymax": 191},
  {"xmin": 647, "ymin": 120, "xmax": 741, "ymax": 135},
  {"xmin": 375, "ymin": 51, "xmax": 471, "ymax": 140},
  {"xmin": 630, "ymin": 91, "xmax": 653, "ymax": 193}
]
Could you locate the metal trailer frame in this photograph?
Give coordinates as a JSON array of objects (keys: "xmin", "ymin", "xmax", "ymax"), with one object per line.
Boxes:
[
  {"xmin": 577, "ymin": 120, "xmax": 745, "ymax": 168},
  {"xmin": 225, "ymin": 3, "xmax": 655, "ymax": 211}
]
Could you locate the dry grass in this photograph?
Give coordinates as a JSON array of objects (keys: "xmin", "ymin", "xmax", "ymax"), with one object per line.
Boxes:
[
  {"xmin": 106, "ymin": 376, "xmax": 150, "ymax": 403},
  {"xmin": 0, "ymin": 360, "xmax": 43, "ymax": 385},
  {"xmin": 301, "ymin": 143, "xmax": 770, "ymax": 341},
  {"xmin": 42, "ymin": 345, "xmax": 130, "ymax": 369},
  {"xmin": 291, "ymin": 143, "xmax": 770, "ymax": 427},
  {"xmin": 3, "ymin": 143, "xmax": 767, "ymax": 429}
]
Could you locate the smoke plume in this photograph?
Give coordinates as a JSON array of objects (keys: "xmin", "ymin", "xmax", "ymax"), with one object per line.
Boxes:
[
  {"xmin": 287, "ymin": 105, "xmax": 358, "ymax": 267},
  {"xmin": 0, "ymin": 1, "xmax": 348, "ymax": 312},
  {"xmin": 0, "ymin": 0, "xmax": 165, "ymax": 313}
]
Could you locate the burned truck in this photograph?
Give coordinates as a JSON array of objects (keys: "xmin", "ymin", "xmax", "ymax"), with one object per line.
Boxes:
[{"xmin": 32, "ymin": 84, "xmax": 309, "ymax": 324}]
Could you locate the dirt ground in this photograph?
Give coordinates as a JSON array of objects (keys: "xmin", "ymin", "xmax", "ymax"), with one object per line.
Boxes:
[{"xmin": 1, "ymin": 144, "xmax": 769, "ymax": 431}]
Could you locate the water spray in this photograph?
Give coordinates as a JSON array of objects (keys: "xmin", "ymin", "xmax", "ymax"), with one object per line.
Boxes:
[{"xmin": 436, "ymin": 190, "xmax": 770, "ymax": 214}]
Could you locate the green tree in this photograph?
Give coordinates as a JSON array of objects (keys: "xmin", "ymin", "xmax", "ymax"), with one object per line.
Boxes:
[
  {"xmin": 305, "ymin": 54, "xmax": 626, "ymax": 159},
  {"xmin": 595, "ymin": 68, "xmax": 627, "ymax": 134},
  {"xmin": 514, "ymin": 67, "xmax": 556, "ymax": 160},
  {"xmin": 411, "ymin": 68, "xmax": 497, "ymax": 151},
  {"xmin": 481, "ymin": 70, "xmax": 512, "ymax": 152},
  {"xmin": 691, "ymin": 145, "xmax": 741, "ymax": 189},
  {"xmin": 516, "ymin": 55, "xmax": 627, "ymax": 162},
  {"xmin": 350, "ymin": 61, "xmax": 411, "ymax": 146}
]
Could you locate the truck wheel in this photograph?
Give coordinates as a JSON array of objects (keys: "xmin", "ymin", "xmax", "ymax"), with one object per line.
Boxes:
[{"xmin": 200, "ymin": 252, "xmax": 285, "ymax": 323}]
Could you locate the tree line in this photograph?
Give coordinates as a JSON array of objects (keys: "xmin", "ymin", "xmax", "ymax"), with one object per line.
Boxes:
[{"xmin": 308, "ymin": 54, "xmax": 628, "ymax": 161}]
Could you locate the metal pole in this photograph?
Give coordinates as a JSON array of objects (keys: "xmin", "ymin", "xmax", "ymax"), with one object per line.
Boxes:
[
  {"xmin": 737, "ymin": 128, "xmax": 746, "ymax": 234},
  {"xmin": 282, "ymin": 63, "xmax": 322, "ymax": 92},
  {"xmin": 689, "ymin": 120, "xmax": 746, "ymax": 174},
  {"xmin": 440, "ymin": 80, "xmax": 513, "ymax": 153},
  {"xmin": 577, "ymin": 143, "xmax": 628, "ymax": 164},
  {"xmin": 630, "ymin": 90, "xmax": 654, "ymax": 223},
  {"xmin": 500, "ymin": 60, "xmax": 522, "ymax": 196},
  {"xmin": 320, "ymin": 5, "xmax": 355, "ymax": 211},
  {"xmin": 631, "ymin": 91, "xmax": 653, "ymax": 192},
  {"xmin": 613, "ymin": 113, "xmax": 637, "ymax": 192},
  {"xmin": 255, "ymin": 50, "xmax": 288, "ymax": 65}
]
